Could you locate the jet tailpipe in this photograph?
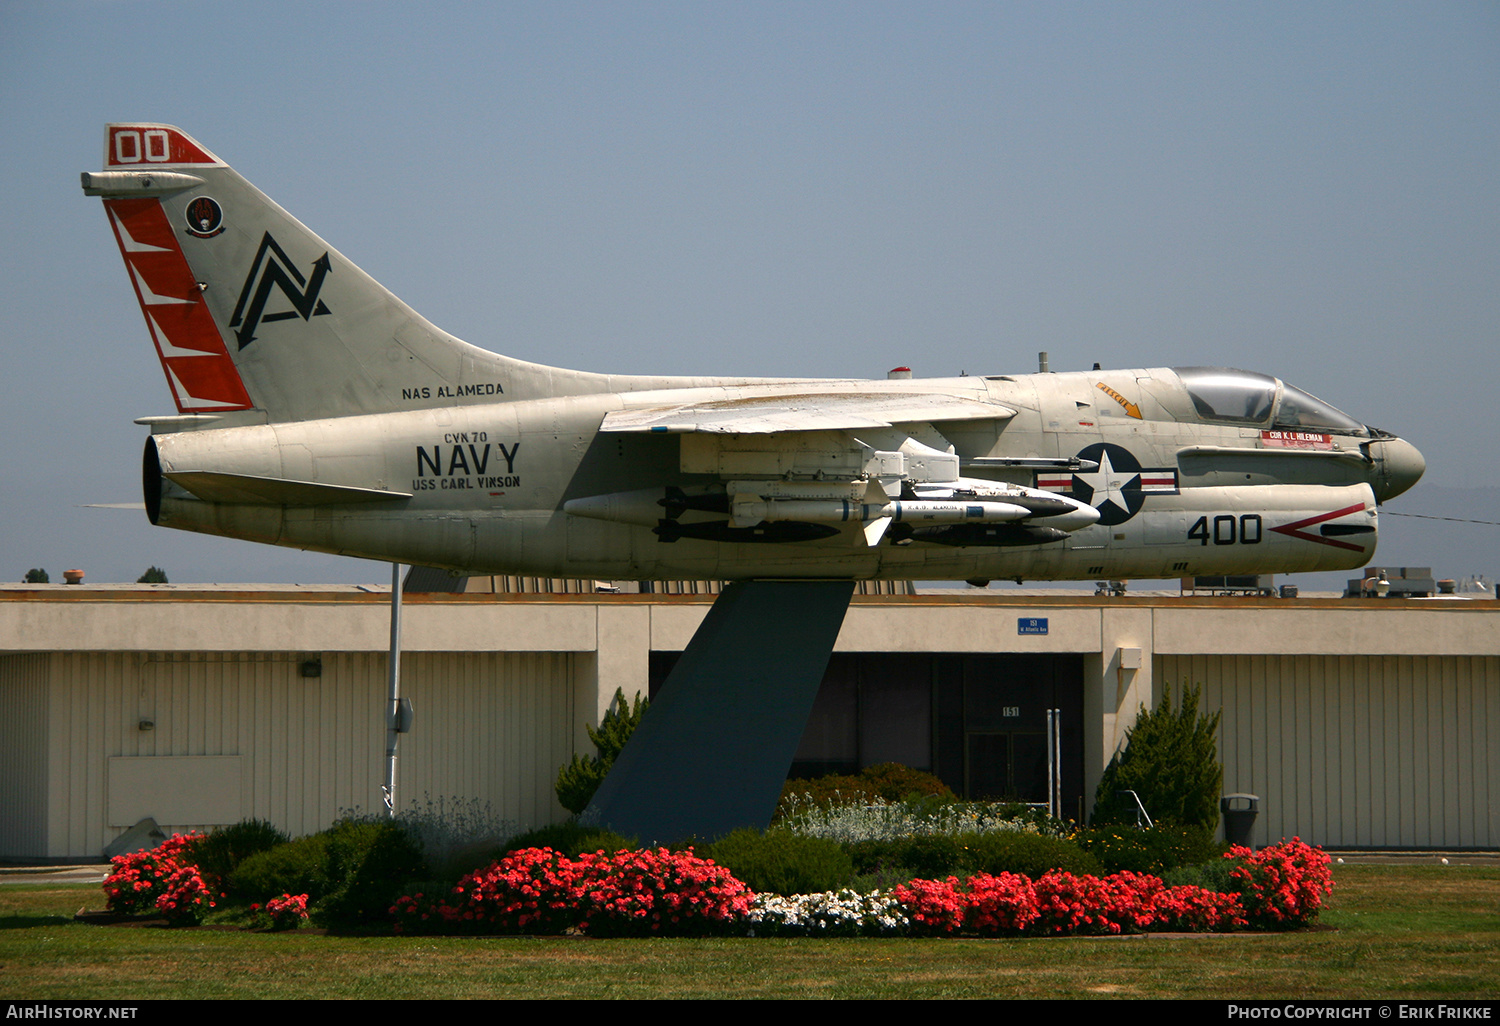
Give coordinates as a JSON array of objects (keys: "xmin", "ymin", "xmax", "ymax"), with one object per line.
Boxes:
[{"xmin": 143, "ymin": 437, "xmax": 163, "ymax": 526}]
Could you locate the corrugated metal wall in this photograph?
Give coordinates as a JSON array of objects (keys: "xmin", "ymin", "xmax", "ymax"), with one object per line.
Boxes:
[
  {"xmin": 36, "ymin": 650, "xmax": 578, "ymax": 857},
  {"xmin": 396, "ymin": 651, "xmax": 579, "ymax": 833},
  {"xmin": 1159, "ymin": 654, "xmax": 1498, "ymax": 848},
  {"xmin": 0, "ymin": 654, "xmax": 49, "ymax": 857}
]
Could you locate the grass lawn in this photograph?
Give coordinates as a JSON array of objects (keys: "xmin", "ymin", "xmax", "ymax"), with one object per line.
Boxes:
[{"xmin": 1, "ymin": 864, "xmax": 1496, "ymax": 1000}]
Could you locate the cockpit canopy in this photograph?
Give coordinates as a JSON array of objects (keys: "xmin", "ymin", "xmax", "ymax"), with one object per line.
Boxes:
[{"xmin": 1174, "ymin": 367, "xmax": 1366, "ymax": 435}]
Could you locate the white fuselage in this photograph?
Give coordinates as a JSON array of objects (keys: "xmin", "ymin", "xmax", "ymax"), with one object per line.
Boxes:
[{"xmin": 148, "ymin": 366, "xmax": 1415, "ymax": 582}]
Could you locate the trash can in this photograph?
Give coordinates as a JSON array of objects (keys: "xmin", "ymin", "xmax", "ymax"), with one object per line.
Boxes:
[{"xmin": 1221, "ymin": 793, "xmax": 1259, "ymax": 847}]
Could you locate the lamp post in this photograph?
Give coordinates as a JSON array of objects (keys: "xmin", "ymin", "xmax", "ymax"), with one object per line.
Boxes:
[{"xmin": 383, "ymin": 562, "xmax": 404, "ymax": 816}]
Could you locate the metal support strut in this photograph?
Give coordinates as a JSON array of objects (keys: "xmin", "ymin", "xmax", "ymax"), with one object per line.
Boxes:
[{"xmin": 583, "ymin": 579, "xmax": 856, "ymax": 844}]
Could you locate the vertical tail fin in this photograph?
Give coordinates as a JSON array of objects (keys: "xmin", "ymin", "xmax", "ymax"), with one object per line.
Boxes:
[
  {"xmin": 82, "ymin": 124, "xmax": 525, "ymax": 422},
  {"xmin": 85, "ymin": 128, "xmax": 255, "ymax": 414}
]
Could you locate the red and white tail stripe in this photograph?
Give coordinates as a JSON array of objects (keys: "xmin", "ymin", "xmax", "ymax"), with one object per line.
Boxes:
[{"xmin": 103, "ymin": 195, "xmax": 252, "ymax": 413}]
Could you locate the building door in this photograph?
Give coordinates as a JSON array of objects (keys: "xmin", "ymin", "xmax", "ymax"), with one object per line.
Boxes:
[{"xmin": 964, "ymin": 730, "xmax": 1049, "ymax": 803}]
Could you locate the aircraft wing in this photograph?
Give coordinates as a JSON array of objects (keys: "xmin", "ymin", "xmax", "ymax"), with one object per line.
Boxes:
[{"xmin": 600, "ymin": 391, "xmax": 1015, "ymax": 435}]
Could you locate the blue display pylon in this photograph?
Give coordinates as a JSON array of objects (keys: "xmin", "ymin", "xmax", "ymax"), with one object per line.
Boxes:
[{"xmin": 582, "ymin": 579, "xmax": 855, "ymax": 844}]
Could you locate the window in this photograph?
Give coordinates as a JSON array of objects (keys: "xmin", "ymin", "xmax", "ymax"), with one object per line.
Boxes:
[
  {"xmin": 1176, "ymin": 367, "xmax": 1277, "ymax": 424},
  {"xmin": 1274, "ymin": 383, "xmax": 1367, "ymax": 434}
]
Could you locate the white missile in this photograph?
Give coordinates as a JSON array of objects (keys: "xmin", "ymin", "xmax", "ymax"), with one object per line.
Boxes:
[{"xmin": 730, "ymin": 498, "xmax": 1033, "ymax": 529}]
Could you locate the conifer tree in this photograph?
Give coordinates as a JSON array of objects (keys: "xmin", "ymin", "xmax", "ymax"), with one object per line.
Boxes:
[
  {"xmin": 1092, "ymin": 680, "xmax": 1222, "ymax": 837},
  {"xmin": 555, "ymin": 688, "xmax": 649, "ymax": 814}
]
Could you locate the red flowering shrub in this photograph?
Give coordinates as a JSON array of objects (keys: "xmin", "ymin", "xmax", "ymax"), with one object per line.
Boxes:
[
  {"xmin": 103, "ymin": 834, "xmax": 214, "ymax": 921},
  {"xmin": 390, "ymin": 891, "xmax": 448, "ymax": 934},
  {"xmin": 389, "ymin": 840, "xmax": 1331, "ymax": 939},
  {"xmin": 573, "ymin": 847, "xmax": 753, "ymax": 936},
  {"xmin": 892, "ymin": 867, "xmax": 1257, "ymax": 937},
  {"xmin": 961, "ymin": 872, "xmax": 1041, "ymax": 935},
  {"xmin": 437, "ymin": 846, "xmax": 584, "ymax": 934},
  {"xmin": 890, "ymin": 877, "xmax": 965, "ymax": 934},
  {"xmin": 392, "ymin": 846, "xmax": 752, "ymax": 937},
  {"xmin": 154, "ymin": 862, "xmax": 217, "ymax": 924},
  {"xmin": 1151, "ymin": 883, "xmax": 1247, "ymax": 932},
  {"xmin": 1225, "ymin": 837, "xmax": 1333, "ymax": 929},
  {"xmin": 250, "ymin": 892, "xmax": 311, "ymax": 931},
  {"xmin": 892, "ymin": 872, "xmax": 1039, "ymax": 936},
  {"xmin": 1032, "ymin": 870, "xmax": 1136, "ymax": 935}
]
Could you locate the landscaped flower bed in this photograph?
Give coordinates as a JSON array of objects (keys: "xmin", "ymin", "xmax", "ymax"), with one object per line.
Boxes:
[
  {"xmin": 386, "ymin": 837, "xmax": 1329, "ymax": 938},
  {"xmin": 103, "ymin": 830, "xmax": 1332, "ymax": 939}
]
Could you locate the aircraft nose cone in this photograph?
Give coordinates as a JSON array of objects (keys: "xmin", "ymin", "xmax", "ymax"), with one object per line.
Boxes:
[{"xmin": 1372, "ymin": 437, "xmax": 1425, "ymax": 501}]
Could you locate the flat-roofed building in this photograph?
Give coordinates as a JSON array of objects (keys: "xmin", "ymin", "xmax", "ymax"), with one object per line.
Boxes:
[{"xmin": 1, "ymin": 583, "xmax": 1495, "ymax": 859}]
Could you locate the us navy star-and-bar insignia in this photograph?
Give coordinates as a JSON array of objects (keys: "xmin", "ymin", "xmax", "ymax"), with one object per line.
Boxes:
[
  {"xmin": 229, "ymin": 232, "xmax": 333, "ymax": 349},
  {"xmin": 1035, "ymin": 442, "xmax": 1179, "ymax": 526}
]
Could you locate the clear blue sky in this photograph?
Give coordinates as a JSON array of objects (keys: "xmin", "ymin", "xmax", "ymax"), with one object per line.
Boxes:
[{"xmin": 1, "ymin": 1, "xmax": 1495, "ymax": 585}]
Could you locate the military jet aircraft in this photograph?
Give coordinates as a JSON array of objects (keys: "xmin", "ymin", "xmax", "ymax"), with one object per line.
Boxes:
[{"xmin": 82, "ymin": 124, "xmax": 1424, "ymax": 585}]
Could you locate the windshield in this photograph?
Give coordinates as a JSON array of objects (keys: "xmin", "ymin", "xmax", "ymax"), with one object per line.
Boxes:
[
  {"xmin": 1176, "ymin": 367, "xmax": 1276, "ymax": 424},
  {"xmin": 1174, "ymin": 367, "xmax": 1368, "ymax": 435},
  {"xmin": 1274, "ymin": 383, "xmax": 1366, "ymax": 434}
]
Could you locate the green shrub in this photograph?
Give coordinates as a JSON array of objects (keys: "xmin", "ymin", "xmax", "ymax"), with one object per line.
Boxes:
[
  {"xmin": 1092, "ymin": 680, "xmax": 1222, "ymax": 837},
  {"xmin": 854, "ymin": 764, "xmax": 956, "ymax": 803},
  {"xmin": 701, "ymin": 828, "xmax": 854, "ymax": 895},
  {"xmin": 393, "ymin": 794, "xmax": 518, "ymax": 883},
  {"xmin": 846, "ymin": 833, "xmax": 960, "ymax": 880},
  {"xmin": 777, "ymin": 763, "xmax": 954, "ymax": 816},
  {"xmin": 1162, "ymin": 856, "xmax": 1237, "ymax": 893},
  {"xmin": 780, "ymin": 794, "xmax": 1055, "ymax": 844},
  {"xmin": 847, "ymin": 830, "xmax": 1101, "ymax": 880},
  {"xmin": 1075, "ymin": 824, "xmax": 1224, "ymax": 875},
  {"xmin": 499, "ymin": 820, "xmax": 638, "ymax": 858},
  {"xmin": 231, "ymin": 834, "xmax": 331, "ymax": 904},
  {"xmin": 194, "ymin": 819, "xmax": 290, "ymax": 896},
  {"xmin": 958, "ymin": 830, "xmax": 1103, "ymax": 878},
  {"xmin": 555, "ymin": 689, "xmax": 649, "ymax": 814},
  {"xmin": 316, "ymin": 818, "xmax": 429, "ymax": 927}
]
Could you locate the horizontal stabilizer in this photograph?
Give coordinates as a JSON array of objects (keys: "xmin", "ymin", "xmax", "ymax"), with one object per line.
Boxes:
[
  {"xmin": 165, "ymin": 471, "xmax": 411, "ymax": 506},
  {"xmin": 602, "ymin": 391, "xmax": 1014, "ymax": 434},
  {"xmin": 80, "ymin": 171, "xmax": 206, "ymax": 197}
]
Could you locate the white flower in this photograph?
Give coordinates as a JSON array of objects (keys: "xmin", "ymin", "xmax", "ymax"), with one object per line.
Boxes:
[
  {"xmin": 745, "ymin": 888, "xmax": 910, "ymax": 936},
  {"xmin": 778, "ymin": 794, "xmax": 1048, "ymax": 845}
]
